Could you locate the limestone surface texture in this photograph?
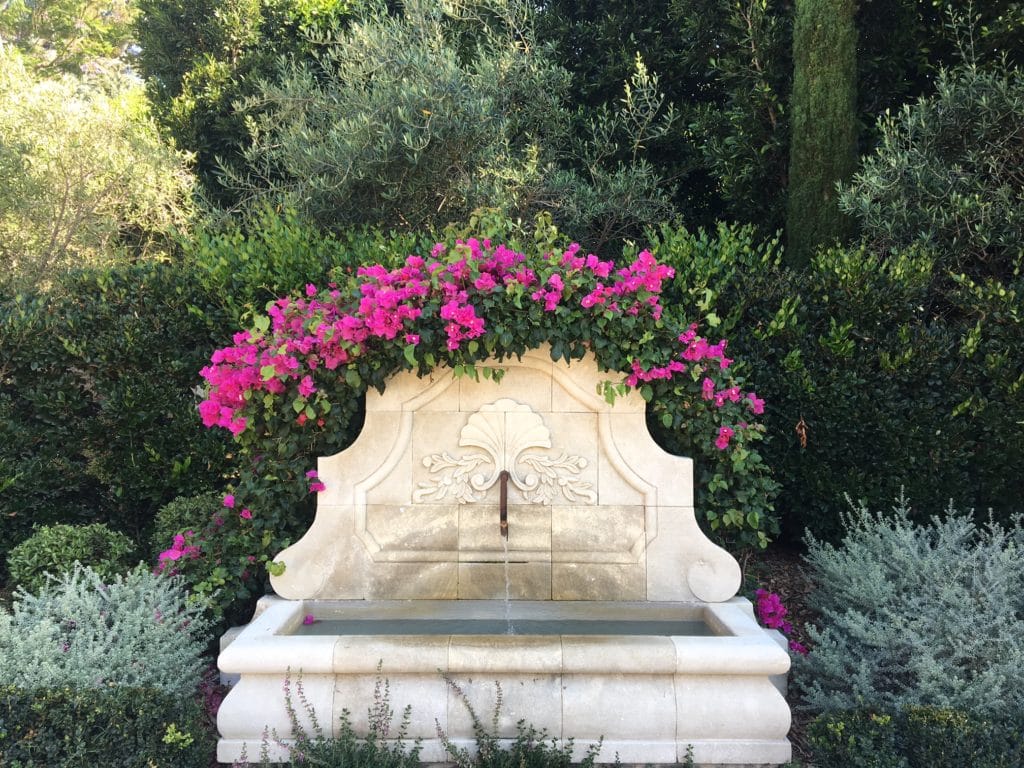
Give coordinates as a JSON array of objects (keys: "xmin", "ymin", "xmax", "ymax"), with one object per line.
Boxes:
[
  {"xmin": 219, "ymin": 349, "xmax": 791, "ymax": 765},
  {"xmin": 271, "ymin": 348, "xmax": 741, "ymax": 602}
]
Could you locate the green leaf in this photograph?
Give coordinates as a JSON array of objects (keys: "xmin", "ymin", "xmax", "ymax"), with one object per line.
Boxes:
[
  {"xmin": 345, "ymin": 368, "xmax": 361, "ymax": 388},
  {"xmin": 661, "ymin": 412, "xmax": 673, "ymax": 428},
  {"xmin": 260, "ymin": 365, "xmax": 277, "ymax": 381},
  {"xmin": 292, "ymin": 397, "xmax": 305, "ymax": 413},
  {"xmin": 403, "ymin": 343, "xmax": 417, "ymax": 367}
]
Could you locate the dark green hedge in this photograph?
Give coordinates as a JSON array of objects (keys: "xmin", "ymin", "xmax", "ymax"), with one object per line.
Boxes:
[
  {"xmin": 653, "ymin": 224, "xmax": 1024, "ymax": 544},
  {"xmin": 808, "ymin": 707, "xmax": 1024, "ymax": 768},
  {"xmin": 0, "ymin": 685, "xmax": 214, "ymax": 767},
  {"xmin": 0, "ymin": 261, "xmax": 232, "ymax": 564}
]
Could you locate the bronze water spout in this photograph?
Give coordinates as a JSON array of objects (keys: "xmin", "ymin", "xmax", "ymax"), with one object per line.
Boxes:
[{"xmin": 498, "ymin": 469, "xmax": 510, "ymax": 539}]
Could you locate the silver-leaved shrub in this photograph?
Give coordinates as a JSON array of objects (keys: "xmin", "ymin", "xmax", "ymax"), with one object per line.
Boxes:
[
  {"xmin": 795, "ymin": 494, "xmax": 1024, "ymax": 718},
  {"xmin": 0, "ymin": 563, "xmax": 209, "ymax": 696}
]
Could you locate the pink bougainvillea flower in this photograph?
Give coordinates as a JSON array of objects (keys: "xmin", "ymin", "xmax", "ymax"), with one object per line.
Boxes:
[
  {"xmin": 701, "ymin": 377, "xmax": 715, "ymax": 401},
  {"xmin": 305, "ymin": 469, "xmax": 318, "ymax": 478},
  {"xmin": 303, "ymin": 614, "xmax": 316, "ymax": 625},
  {"xmin": 714, "ymin": 426, "xmax": 734, "ymax": 450},
  {"xmin": 156, "ymin": 529, "xmax": 203, "ymax": 573},
  {"xmin": 305, "ymin": 284, "xmax": 317, "ymax": 297},
  {"xmin": 746, "ymin": 392, "xmax": 766, "ymax": 415},
  {"xmin": 755, "ymin": 589, "xmax": 794, "ymax": 634},
  {"xmin": 309, "ymin": 481, "xmax": 326, "ymax": 493},
  {"xmin": 223, "ymin": 494, "xmax": 235, "ymax": 508},
  {"xmin": 239, "ymin": 508, "xmax": 252, "ymax": 520},
  {"xmin": 788, "ymin": 640, "xmax": 809, "ymax": 656},
  {"xmin": 297, "ymin": 375, "xmax": 316, "ymax": 398},
  {"xmin": 474, "ymin": 273, "xmax": 497, "ymax": 291},
  {"xmin": 405, "ymin": 333, "xmax": 420, "ymax": 346}
]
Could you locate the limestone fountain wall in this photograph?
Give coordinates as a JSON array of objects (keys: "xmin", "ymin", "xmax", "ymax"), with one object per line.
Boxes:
[
  {"xmin": 219, "ymin": 348, "xmax": 791, "ymax": 766},
  {"xmin": 271, "ymin": 346, "xmax": 741, "ymax": 603}
]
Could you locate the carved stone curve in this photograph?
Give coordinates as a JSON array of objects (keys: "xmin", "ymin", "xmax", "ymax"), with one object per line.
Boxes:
[{"xmin": 413, "ymin": 398, "xmax": 598, "ymax": 505}]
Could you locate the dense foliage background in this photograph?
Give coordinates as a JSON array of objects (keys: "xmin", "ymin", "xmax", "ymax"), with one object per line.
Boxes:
[
  {"xmin": 2, "ymin": 0, "xmax": 1023, "ymax": 763},
  {"xmin": 1, "ymin": 0, "xmax": 1020, "ymax": 563}
]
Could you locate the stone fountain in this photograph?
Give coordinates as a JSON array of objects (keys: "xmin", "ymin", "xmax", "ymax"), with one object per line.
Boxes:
[{"xmin": 217, "ymin": 347, "xmax": 791, "ymax": 765}]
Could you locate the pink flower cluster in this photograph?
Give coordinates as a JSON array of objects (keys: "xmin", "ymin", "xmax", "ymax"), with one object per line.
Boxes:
[
  {"xmin": 578, "ymin": 249, "xmax": 673, "ymax": 319},
  {"xmin": 223, "ymin": 494, "xmax": 252, "ymax": 519},
  {"xmin": 623, "ymin": 324, "xmax": 765, "ymax": 452},
  {"xmin": 156, "ymin": 530, "xmax": 202, "ymax": 572},
  {"xmin": 306, "ymin": 469, "xmax": 326, "ymax": 493},
  {"xmin": 755, "ymin": 588, "xmax": 808, "ymax": 656},
  {"xmin": 531, "ymin": 273, "xmax": 565, "ymax": 312},
  {"xmin": 198, "ymin": 240, "xmax": 710, "ymax": 443},
  {"xmin": 198, "ymin": 239, "xmax": 535, "ymax": 433}
]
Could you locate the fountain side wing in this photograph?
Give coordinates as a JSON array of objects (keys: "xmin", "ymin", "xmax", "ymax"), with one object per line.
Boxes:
[{"xmin": 219, "ymin": 347, "xmax": 791, "ymax": 765}]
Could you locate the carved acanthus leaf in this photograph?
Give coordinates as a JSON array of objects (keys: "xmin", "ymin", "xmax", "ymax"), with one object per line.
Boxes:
[
  {"xmin": 413, "ymin": 400, "xmax": 595, "ymax": 505},
  {"xmin": 413, "ymin": 452, "xmax": 490, "ymax": 503},
  {"xmin": 518, "ymin": 451, "xmax": 597, "ymax": 504}
]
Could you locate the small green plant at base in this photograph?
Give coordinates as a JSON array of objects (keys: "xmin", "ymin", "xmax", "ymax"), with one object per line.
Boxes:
[
  {"xmin": 162, "ymin": 721, "xmax": 196, "ymax": 749},
  {"xmin": 438, "ymin": 674, "xmax": 602, "ymax": 768},
  {"xmin": 0, "ymin": 684, "xmax": 214, "ymax": 767},
  {"xmin": 808, "ymin": 706, "xmax": 1024, "ymax": 767},
  {"xmin": 237, "ymin": 666, "xmax": 609, "ymax": 768},
  {"xmin": 239, "ymin": 665, "xmax": 422, "ymax": 768}
]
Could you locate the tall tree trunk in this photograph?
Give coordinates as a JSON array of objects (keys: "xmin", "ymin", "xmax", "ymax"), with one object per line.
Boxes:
[{"xmin": 786, "ymin": 0, "xmax": 858, "ymax": 266}]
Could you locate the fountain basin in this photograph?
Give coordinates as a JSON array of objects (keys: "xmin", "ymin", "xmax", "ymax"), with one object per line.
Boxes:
[{"xmin": 217, "ymin": 596, "xmax": 792, "ymax": 765}]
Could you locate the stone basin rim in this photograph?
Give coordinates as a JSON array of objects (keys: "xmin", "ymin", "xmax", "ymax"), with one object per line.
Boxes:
[{"xmin": 218, "ymin": 596, "xmax": 791, "ymax": 677}]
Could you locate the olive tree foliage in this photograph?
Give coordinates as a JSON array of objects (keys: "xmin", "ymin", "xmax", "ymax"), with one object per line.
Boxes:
[
  {"xmin": 0, "ymin": 50, "xmax": 196, "ymax": 290},
  {"xmin": 133, "ymin": 0, "xmax": 357, "ymax": 203},
  {"xmin": 223, "ymin": 0, "xmax": 676, "ymax": 247},
  {"xmin": 537, "ymin": 0, "xmax": 791, "ymax": 234},
  {"xmin": 682, "ymin": 0, "xmax": 790, "ymax": 232},
  {"xmin": 840, "ymin": 59, "xmax": 1024, "ymax": 281},
  {"xmin": 0, "ymin": 0, "xmax": 136, "ymax": 75},
  {"xmin": 543, "ymin": 53, "xmax": 679, "ymax": 248}
]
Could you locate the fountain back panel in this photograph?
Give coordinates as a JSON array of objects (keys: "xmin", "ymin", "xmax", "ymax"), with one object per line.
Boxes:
[{"xmin": 217, "ymin": 348, "xmax": 792, "ymax": 765}]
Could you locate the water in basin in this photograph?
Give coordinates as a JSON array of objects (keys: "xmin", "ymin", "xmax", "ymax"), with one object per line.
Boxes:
[{"xmin": 291, "ymin": 617, "xmax": 715, "ymax": 636}]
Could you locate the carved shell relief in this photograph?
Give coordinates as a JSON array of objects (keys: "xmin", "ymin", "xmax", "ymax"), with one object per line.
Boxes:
[{"xmin": 413, "ymin": 398, "xmax": 597, "ymax": 505}]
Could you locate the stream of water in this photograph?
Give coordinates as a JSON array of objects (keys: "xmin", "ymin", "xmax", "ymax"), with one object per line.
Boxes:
[{"xmin": 502, "ymin": 536, "xmax": 515, "ymax": 634}]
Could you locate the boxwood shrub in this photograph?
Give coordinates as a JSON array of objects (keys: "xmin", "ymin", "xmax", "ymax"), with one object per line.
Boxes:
[
  {"xmin": 808, "ymin": 706, "xmax": 1024, "ymax": 768},
  {"xmin": 0, "ymin": 685, "xmax": 214, "ymax": 768},
  {"xmin": 6, "ymin": 523, "xmax": 136, "ymax": 592}
]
